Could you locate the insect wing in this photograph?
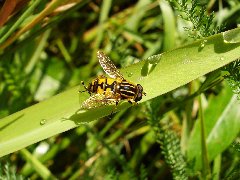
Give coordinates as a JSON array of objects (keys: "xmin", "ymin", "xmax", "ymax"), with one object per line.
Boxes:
[
  {"xmin": 81, "ymin": 94, "xmax": 116, "ymax": 110},
  {"xmin": 97, "ymin": 51, "xmax": 124, "ymax": 79}
]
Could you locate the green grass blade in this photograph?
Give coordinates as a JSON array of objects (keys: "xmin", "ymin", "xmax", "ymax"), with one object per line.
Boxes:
[
  {"xmin": 91, "ymin": 0, "xmax": 112, "ymax": 65},
  {"xmin": 212, "ymin": 154, "xmax": 221, "ymax": 180},
  {"xmin": 1, "ymin": 28, "xmax": 240, "ymax": 157},
  {"xmin": 125, "ymin": 0, "xmax": 152, "ymax": 31},
  {"xmin": 0, "ymin": 0, "xmax": 42, "ymax": 43},
  {"xmin": 20, "ymin": 149, "xmax": 57, "ymax": 179},
  {"xmin": 187, "ymin": 84, "xmax": 240, "ymax": 171},
  {"xmin": 159, "ymin": 0, "xmax": 176, "ymax": 51},
  {"xmin": 207, "ymin": 94, "xmax": 240, "ymax": 158},
  {"xmin": 199, "ymin": 95, "xmax": 211, "ymax": 178}
]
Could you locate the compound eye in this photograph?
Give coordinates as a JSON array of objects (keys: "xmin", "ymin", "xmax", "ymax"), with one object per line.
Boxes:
[
  {"xmin": 138, "ymin": 92, "xmax": 142, "ymax": 99},
  {"xmin": 134, "ymin": 93, "xmax": 142, "ymax": 102},
  {"xmin": 134, "ymin": 84, "xmax": 144, "ymax": 102},
  {"xmin": 137, "ymin": 84, "xmax": 143, "ymax": 92}
]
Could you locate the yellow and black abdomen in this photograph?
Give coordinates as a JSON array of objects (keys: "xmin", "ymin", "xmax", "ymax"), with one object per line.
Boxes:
[{"xmin": 88, "ymin": 76, "xmax": 120, "ymax": 95}]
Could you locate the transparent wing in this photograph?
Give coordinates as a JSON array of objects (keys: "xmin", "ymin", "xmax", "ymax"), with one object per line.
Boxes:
[
  {"xmin": 97, "ymin": 51, "xmax": 124, "ymax": 79},
  {"xmin": 81, "ymin": 94, "xmax": 117, "ymax": 110}
]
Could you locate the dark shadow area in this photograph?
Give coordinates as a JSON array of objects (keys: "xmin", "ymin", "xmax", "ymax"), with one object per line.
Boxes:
[
  {"xmin": 141, "ymin": 55, "xmax": 161, "ymax": 77},
  {"xmin": 65, "ymin": 102, "xmax": 131, "ymax": 125},
  {"xmin": 197, "ymin": 33, "xmax": 240, "ymax": 53},
  {"xmin": 0, "ymin": 114, "xmax": 24, "ymax": 131},
  {"xmin": 214, "ymin": 34, "xmax": 240, "ymax": 53}
]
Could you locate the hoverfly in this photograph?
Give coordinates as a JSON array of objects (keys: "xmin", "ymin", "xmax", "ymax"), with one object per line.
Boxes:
[{"xmin": 80, "ymin": 51, "xmax": 146, "ymax": 109}]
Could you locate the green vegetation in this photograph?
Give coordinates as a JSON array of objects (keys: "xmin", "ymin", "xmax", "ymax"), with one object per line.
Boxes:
[{"xmin": 0, "ymin": 0, "xmax": 240, "ymax": 179}]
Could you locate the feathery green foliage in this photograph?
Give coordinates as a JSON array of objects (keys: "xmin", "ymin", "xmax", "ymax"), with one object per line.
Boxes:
[
  {"xmin": 0, "ymin": 160, "xmax": 24, "ymax": 180},
  {"xmin": 223, "ymin": 59, "xmax": 240, "ymax": 99},
  {"xmin": 169, "ymin": 0, "xmax": 224, "ymax": 38},
  {"xmin": 0, "ymin": 0, "xmax": 240, "ymax": 179},
  {"xmin": 147, "ymin": 98, "xmax": 188, "ymax": 180}
]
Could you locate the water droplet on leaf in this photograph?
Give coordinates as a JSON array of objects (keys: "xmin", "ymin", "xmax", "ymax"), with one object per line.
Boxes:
[
  {"xmin": 200, "ymin": 39, "xmax": 208, "ymax": 48},
  {"xmin": 40, "ymin": 119, "xmax": 46, "ymax": 125},
  {"xmin": 128, "ymin": 72, "xmax": 133, "ymax": 77},
  {"xmin": 220, "ymin": 56, "xmax": 225, "ymax": 61}
]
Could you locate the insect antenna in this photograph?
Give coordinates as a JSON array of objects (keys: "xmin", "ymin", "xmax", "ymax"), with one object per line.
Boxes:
[{"xmin": 79, "ymin": 81, "xmax": 89, "ymax": 93}]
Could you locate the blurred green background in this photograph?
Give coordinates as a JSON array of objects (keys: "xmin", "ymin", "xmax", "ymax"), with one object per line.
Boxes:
[{"xmin": 0, "ymin": 0, "xmax": 240, "ymax": 179}]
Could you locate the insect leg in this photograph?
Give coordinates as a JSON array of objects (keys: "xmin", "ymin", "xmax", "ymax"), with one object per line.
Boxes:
[
  {"xmin": 109, "ymin": 99, "xmax": 120, "ymax": 117},
  {"xmin": 79, "ymin": 81, "xmax": 91, "ymax": 95},
  {"xmin": 102, "ymin": 92, "xmax": 121, "ymax": 117},
  {"xmin": 128, "ymin": 99, "xmax": 137, "ymax": 105}
]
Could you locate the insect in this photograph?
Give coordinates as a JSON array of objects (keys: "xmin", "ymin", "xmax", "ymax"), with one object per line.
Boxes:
[{"xmin": 80, "ymin": 51, "xmax": 146, "ymax": 109}]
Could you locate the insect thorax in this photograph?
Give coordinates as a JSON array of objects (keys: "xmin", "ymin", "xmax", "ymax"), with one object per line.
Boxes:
[{"xmin": 119, "ymin": 80, "xmax": 138, "ymax": 100}]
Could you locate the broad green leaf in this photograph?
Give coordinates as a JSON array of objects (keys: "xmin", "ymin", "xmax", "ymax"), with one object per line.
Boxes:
[
  {"xmin": 187, "ymin": 84, "xmax": 240, "ymax": 171},
  {"xmin": 1, "ymin": 28, "xmax": 240, "ymax": 157}
]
